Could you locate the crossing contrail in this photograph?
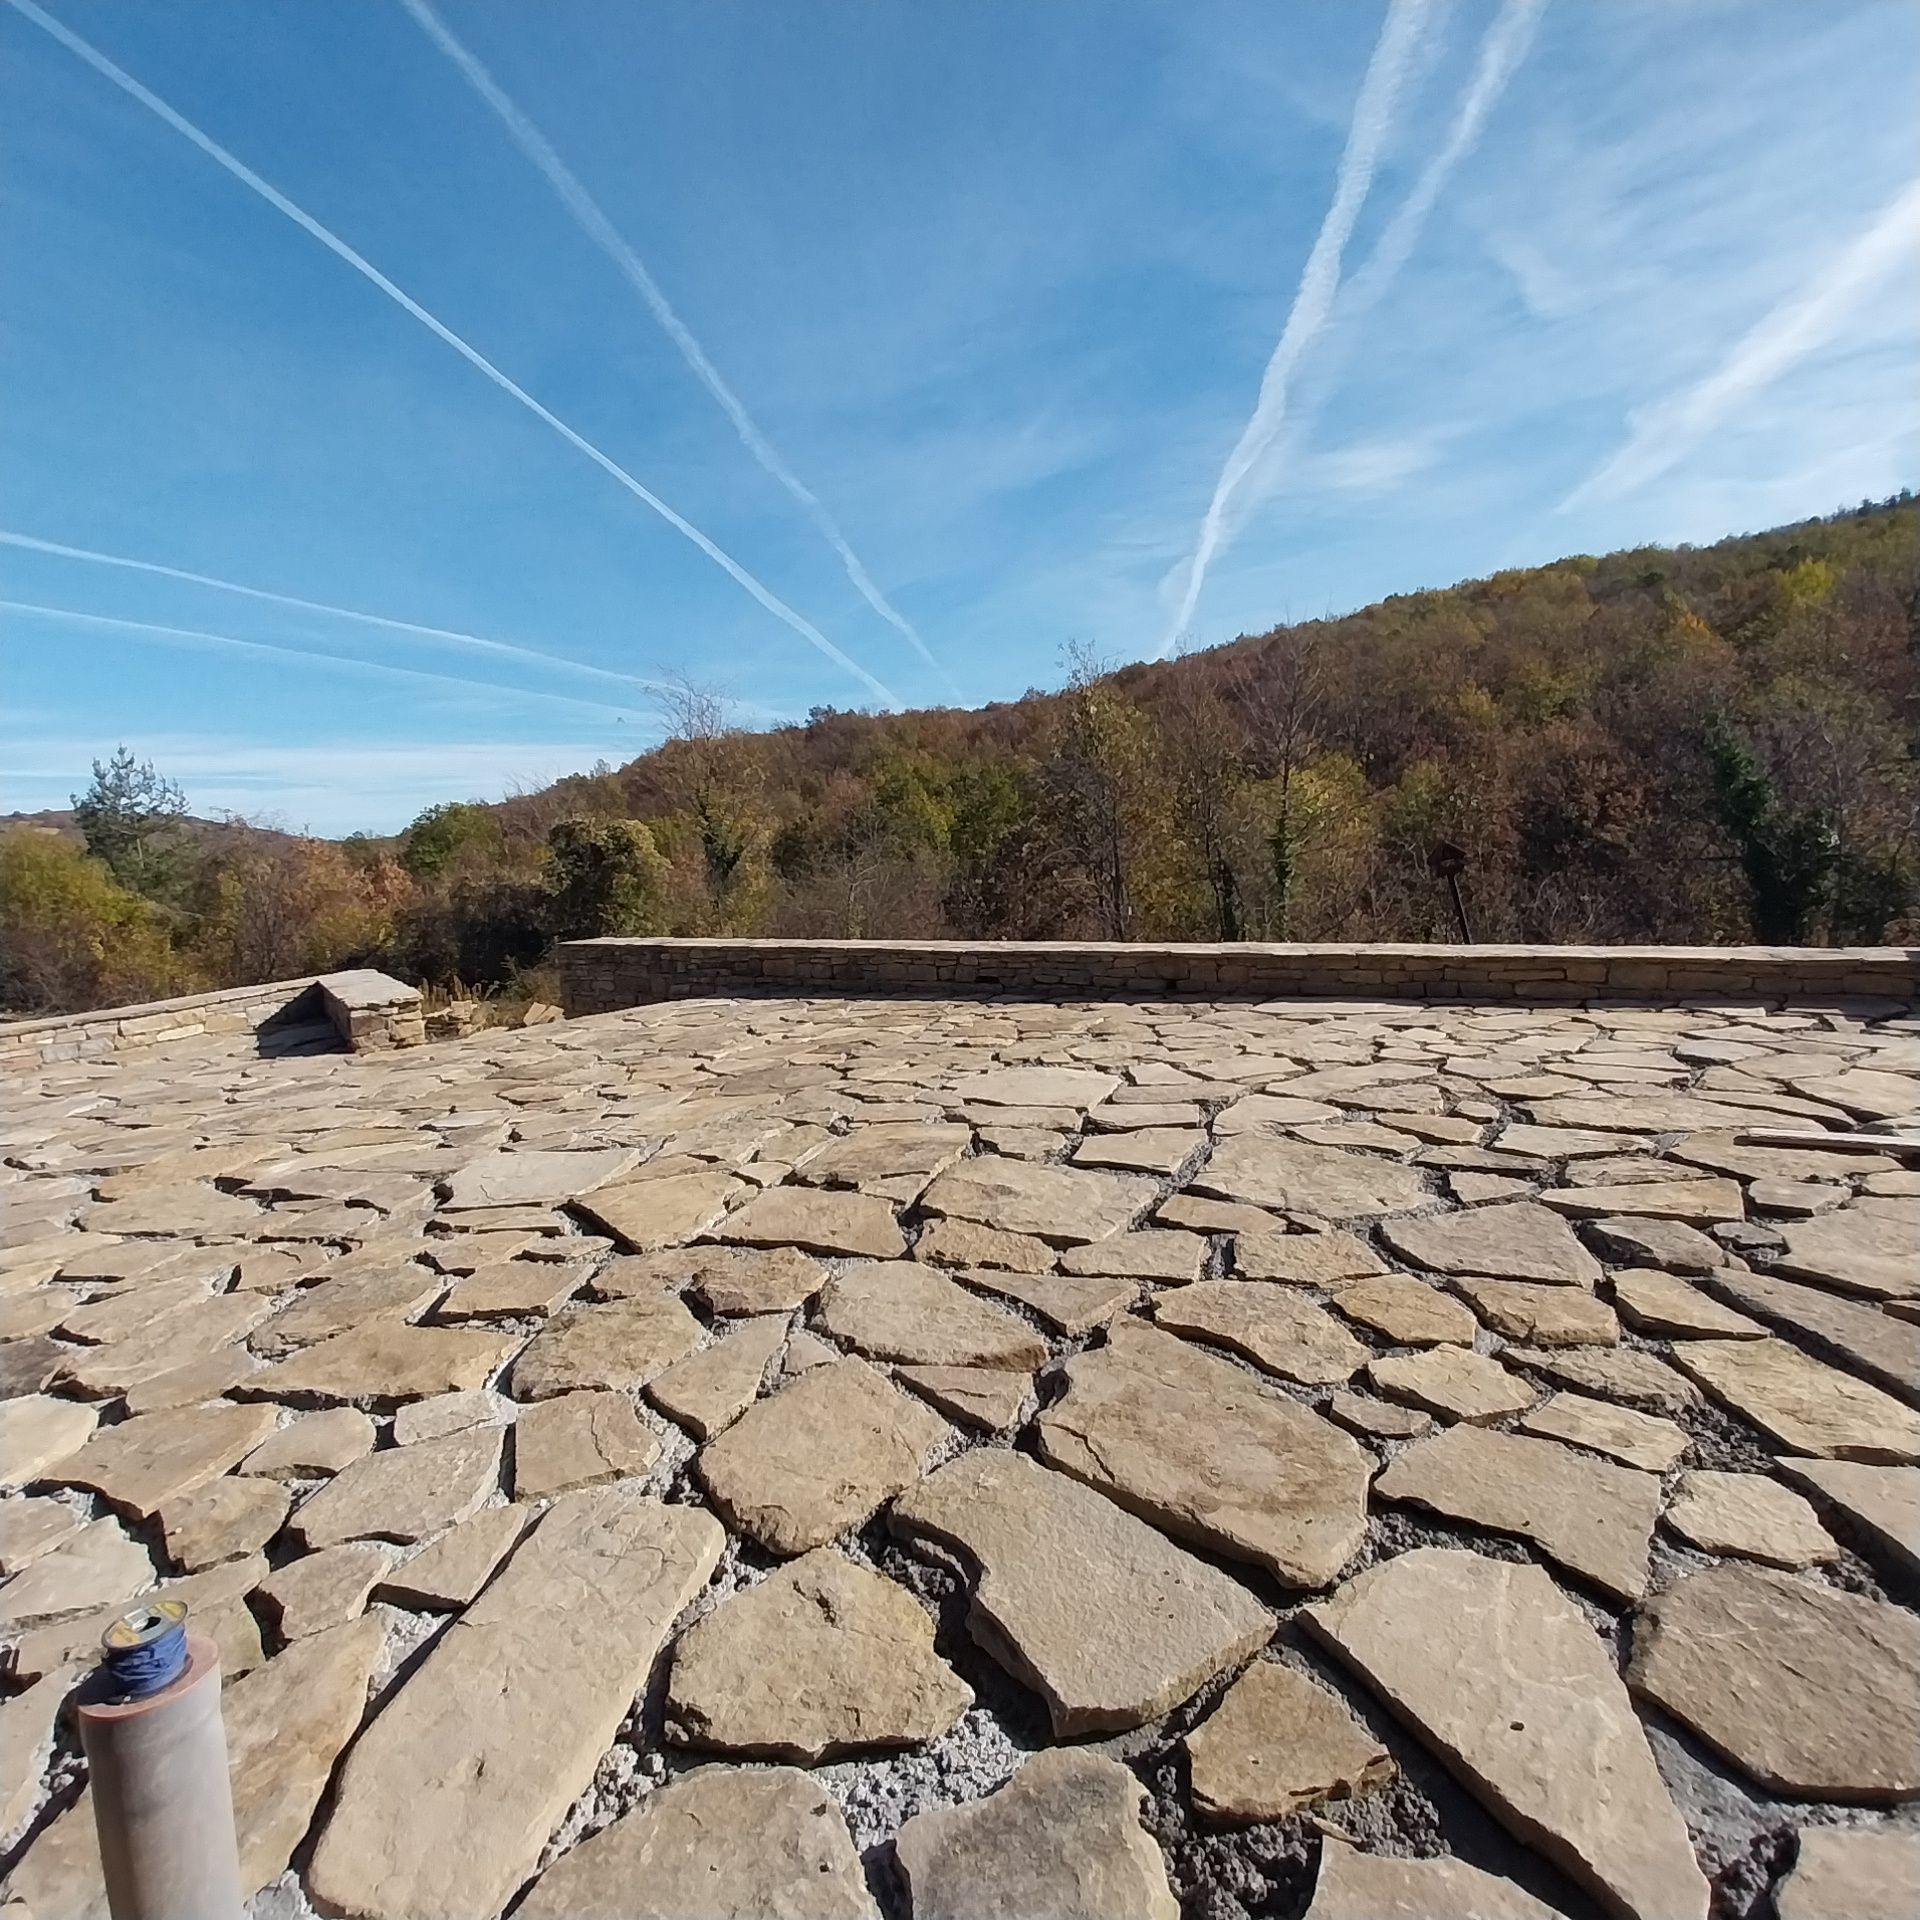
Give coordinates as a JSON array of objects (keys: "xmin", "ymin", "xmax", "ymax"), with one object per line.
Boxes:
[
  {"xmin": 0, "ymin": 600, "xmax": 659, "ymax": 723},
  {"xmin": 1159, "ymin": 0, "xmax": 1430, "ymax": 657},
  {"xmin": 1563, "ymin": 172, "xmax": 1920, "ymax": 510},
  {"xmin": 0, "ymin": 530, "xmax": 676, "ymax": 699},
  {"xmin": 4, "ymin": 0, "xmax": 898, "ymax": 709},
  {"xmin": 399, "ymin": 0, "xmax": 956, "ymax": 699}
]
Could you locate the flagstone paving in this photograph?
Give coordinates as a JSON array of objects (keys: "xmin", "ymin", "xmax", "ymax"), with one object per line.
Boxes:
[{"xmin": 2, "ymin": 986, "xmax": 1918, "ymax": 1916}]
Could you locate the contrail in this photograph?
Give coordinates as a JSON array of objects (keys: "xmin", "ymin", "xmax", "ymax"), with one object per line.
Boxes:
[
  {"xmin": 399, "ymin": 0, "xmax": 956, "ymax": 698},
  {"xmin": 5, "ymin": 0, "xmax": 897, "ymax": 709},
  {"xmin": 1564, "ymin": 173, "xmax": 1920, "ymax": 511},
  {"xmin": 0, "ymin": 600, "xmax": 660, "ymax": 724},
  {"xmin": 1159, "ymin": 0, "xmax": 1430, "ymax": 657},
  {"xmin": 0, "ymin": 529, "xmax": 674, "ymax": 698}
]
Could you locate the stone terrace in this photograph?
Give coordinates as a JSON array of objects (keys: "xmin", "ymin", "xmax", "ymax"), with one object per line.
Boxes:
[{"xmin": 2, "ymin": 987, "xmax": 1918, "ymax": 1918}]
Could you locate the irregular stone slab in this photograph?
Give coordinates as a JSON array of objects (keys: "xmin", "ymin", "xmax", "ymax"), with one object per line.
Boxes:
[
  {"xmin": 1058, "ymin": 1228, "xmax": 1208, "ymax": 1282},
  {"xmin": 1333, "ymin": 1277, "xmax": 1476, "ymax": 1346},
  {"xmin": 1304, "ymin": 1841, "xmax": 1568, "ymax": 1920},
  {"xmin": 1774, "ymin": 1828, "xmax": 1920, "ymax": 1920},
  {"xmin": 515, "ymin": 1764, "xmax": 879, "ymax": 1920},
  {"xmin": 817, "ymin": 1261, "xmax": 1048, "ymax": 1370},
  {"xmin": 294, "ymin": 1426, "xmax": 503, "ymax": 1548},
  {"xmin": 0, "ymin": 1393, "xmax": 96, "ymax": 1485},
  {"xmin": 1380, "ymin": 1423, "xmax": 1659, "ymax": 1601},
  {"xmin": 52, "ymin": 1401, "xmax": 277, "ymax": 1518},
  {"xmin": 1305, "ymin": 1548, "xmax": 1706, "ymax": 1920},
  {"xmin": 1233, "ymin": 1230, "xmax": 1387, "ymax": 1285},
  {"xmin": 1772, "ymin": 1207, "xmax": 1920, "ymax": 1299},
  {"xmin": 894, "ymin": 1747, "xmax": 1176, "ymax": 1920},
  {"xmin": 512, "ymin": 1389, "xmax": 659, "ymax": 1498},
  {"xmin": 919, "ymin": 1158, "xmax": 1153, "ymax": 1245},
  {"xmin": 667, "ymin": 1547, "xmax": 971, "ymax": 1761},
  {"xmin": 1327, "ymin": 1389, "xmax": 1432, "ymax": 1439},
  {"xmin": 1777, "ymin": 1460, "xmax": 1920, "ymax": 1588},
  {"xmin": 1542, "ymin": 1178, "xmax": 1744, "ymax": 1223},
  {"xmin": 0, "ymin": 1658, "xmax": 77, "ymax": 1835},
  {"xmin": 1584, "ymin": 1216, "xmax": 1729, "ymax": 1273},
  {"xmin": 440, "ymin": 1146, "xmax": 639, "ymax": 1210},
  {"xmin": 896, "ymin": 1363, "xmax": 1031, "ymax": 1432},
  {"xmin": 1517, "ymin": 1393, "xmax": 1689, "ymax": 1473},
  {"xmin": 0, "ymin": 1334, "xmax": 70, "ymax": 1398},
  {"xmin": 572, "ymin": 1170, "xmax": 742, "ymax": 1252},
  {"xmin": 713, "ymin": 1184, "xmax": 907, "ymax": 1259},
  {"xmin": 222, "ymin": 1613, "xmax": 384, "ymax": 1898},
  {"xmin": 799, "ymin": 1122, "xmax": 971, "ymax": 1193},
  {"xmin": 250, "ymin": 1266, "xmax": 443, "ymax": 1358},
  {"xmin": 81, "ymin": 1185, "xmax": 261, "ymax": 1238},
  {"xmin": 677, "ymin": 1243, "xmax": 828, "ymax": 1313},
  {"xmin": 1156, "ymin": 1193, "xmax": 1286, "ymax": 1236},
  {"xmin": 1789, "ymin": 1067, "xmax": 1920, "ymax": 1120},
  {"xmin": 390, "ymin": 1387, "xmax": 503, "ymax": 1445},
  {"xmin": 509, "ymin": 1295, "xmax": 701, "ymax": 1400},
  {"xmin": 241, "ymin": 1406, "xmax": 376, "ymax": 1478},
  {"xmin": 1038, "ymin": 1324, "xmax": 1371, "ymax": 1585},
  {"xmin": 964, "ymin": 1265, "xmax": 1135, "ymax": 1334},
  {"xmin": 1496, "ymin": 1122, "xmax": 1642, "ymax": 1159},
  {"xmin": 1187, "ymin": 1660, "xmax": 1393, "ymax": 1825},
  {"xmin": 1154, "ymin": 1280, "xmax": 1368, "ymax": 1386},
  {"xmin": 948, "ymin": 1066, "xmax": 1121, "ymax": 1108},
  {"xmin": 435, "ymin": 1258, "xmax": 587, "ymax": 1320},
  {"xmin": 646, "ymin": 1316, "xmax": 785, "ymax": 1439},
  {"xmin": 0, "ymin": 1495, "xmax": 81, "ymax": 1575},
  {"xmin": 1195, "ymin": 1138, "xmax": 1431, "ymax": 1222},
  {"xmin": 242, "ymin": 1321, "xmax": 516, "ymax": 1404},
  {"xmin": 1628, "ymin": 1564, "xmax": 1920, "ymax": 1802},
  {"xmin": 1454, "ymin": 1279, "xmax": 1620, "ymax": 1347},
  {"xmin": 698, "ymin": 1356, "xmax": 946, "ymax": 1555},
  {"xmin": 1367, "ymin": 1347, "xmax": 1536, "ymax": 1423},
  {"xmin": 1672, "ymin": 1339, "xmax": 1920, "ymax": 1462},
  {"xmin": 1501, "ymin": 1343, "xmax": 1700, "ymax": 1415},
  {"xmin": 1702, "ymin": 1269, "xmax": 1920, "ymax": 1404},
  {"xmin": 123, "ymin": 1344, "xmax": 261, "ymax": 1415},
  {"xmin": 1664, "ymin": 1470, "xmax": 1835, "ymax": 1567},
  {"xmin": 1382, "ymin": 1203, "xmax": 1600, "ymax": 1286},
  {"xmin": 309, "ymin": 1487, "xmax": 724, "ymax": 1920},
  {"xmin": 159, "ymin": 1475, "xmax": 291, "ymax": 1572},
  {"xmin": 891, "ymin": 1448, "xmax": 1271, "ymax": 1734},
  {"xmin": 376, "ymin": 1504, "xmax": 530, "ymax": 1611},
  {"xmin": 1608, "ymin": 1269, "xmax": 1763, "ymax": 1339},
  {"xmin": 1071, "ymin": 1128, "xmax": 1201, "ymax": 1177},
  {"xmin": 1527, "ymin": 1092, "xmax": 1779, "ymax": 1133},
  {"xmin": 58, "ymin": 1276, "xmax": 218, "ymax": 1345},
  {"xmin": 0, "ymin": 1517, "xmax": 150, "ymax": 1627},
  {"xmin": 258, "ymin": 1541, "xmax": 389, "ymax": 1639},
  {"xmin": 1448, "ymin": 1171, "xmax": 1538, "ymax": 1205},
  {"xmin": 1671, "ymin": 1132, "xmax": 1897, "ymax": 1184},
  {"xmin": 912, "ymin": 1217, "xmax": 1054, "ymax": 1272}
]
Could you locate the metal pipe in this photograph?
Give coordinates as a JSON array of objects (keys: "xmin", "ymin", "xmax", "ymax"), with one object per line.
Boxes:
[{"xmin": 78, "ymin": 1605, "xmax": 244, "ymax": 1920}]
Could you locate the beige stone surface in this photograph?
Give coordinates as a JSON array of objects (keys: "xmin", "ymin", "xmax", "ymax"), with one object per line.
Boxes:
[
  {"xmin": 963, "ymin": 1265, "xmax": 1135, "ymax": 1333},
  {"xmin": 389, "ymin": 1388, "xmax": 501, "ymax": 1445},
  {"xmin": 818, "ymin": 1260, "xmax": 1048, "ymax": 1369},
  {"xmin": 1326, "ymin": 1389, "xmax": 1432, "ymax": 1439},
  {"xmin": 1154, "ymin": 1280, "xmax": 1369, "ymax": 1385},
  {"xmin": 434, "ymin": 1258, "xmax": 586, "ymax": 1320},
  {"xmin": 509, "ymin": 1294, "xmax": 701, "ymax": 1399},
  {"xmin": 159, "ymin": 1474, "xmax": 291, "ymax": 1571},
  {"xmin": 1366, "ymin": 1346, "xmax": 1537, "ymax": 1423},
  {"xmin": 241, "ymin": 1406, "xmax": 377, "ymax": 1477},
  {"xmin": 1187, "ymin": 1660, "xmax": 1393, "ymax": 1825},
  {"xmin": 1541, "ymin": 1177, "xmax": 1744, "ymax": 1223},
  {"xmin": 308, "ymin": 1488, "xmax": 724, "ymax": 1920},
  {"xmin": 242, "ymin": 1321, "xmax": 516, "ymax": 1403},
  {"xmin": 697, "ymin": 1356, "xmax": 947, "ymax": 1555},
  {"xmin": 647, "ymin": 1315, "xmax": 785, "ymax": 1439},
  {"xmin": 1195, "ymin": 1137, "xmax": 1431, "ymax": 1221},
  {"xmin": 293, "ymin": 1426, "xmax": 502, "ymax": 1548},
  {"xmin": 1071, "ymin": 1127, "xmax": 1202, "ymax": 1177},
  {"xmin": 667, "ymin": 1547, "xmax": 971, "ymax": 1760},
  {"xmin": 1380, "ymin": 1424, "xmax": 1660, "ymax": 1601},
  {"xmin": 1304, "ymin": 1842, "xmax": 1568, "ymax": 1920},
  {"xmin": 1771, "ymin": 1206, "xmax": 1920, "ymax": 1299},
  {"xmin": 1333, "ymin": 1276, "xmax": 1477, "ymax": 1346},
  {"xmin": 1672, "ymin": 1338, "xmax": 1920, "ymax": 1462},
  {"xmin": 1501, "ymin": 1343, "xmax": 1700, "ymax": 1414},
  {"xmin": 1453, "ymin": 1278, "xmax": 1620, "ymax": 1347},
  {"xmin": 894, "ymin": 1747, "xmax": 1177, "ymax": 1920},
  {"xmin": 1776, "ymin": 1459, "xmax": 1920, "ymax": 1586},
  {"xmin": 891, "ymin": 1448, "xmax": 1271, "ymax": 1734},
  {"xmin": 912, "ymin": 1216, "xmax": 1055, "ymax": 1272},
  {"xmin": 1628, "ymin": 1565, "xmax": 1920, "ymax": 1801},
  {"xmin": 1038, "ymin": 1324, "xmax": 1370, "ymax": 1585},
  {"xmin": 1608, "ymin": 1268, "xmax": 1763, "ymax": 1339},
  {"xmin": 0, "ymin": 1659, "xmax": 77, "ymax": 1836},
  {"xmin": 440, "ymin": 1146, "xmax": 639, "ymax": 1210},
  {"xmin": 51, "ymin": 1401, "xmax": 277, "ymax": 1518},
  {"xmin": 0, "ymin": 1517, "xmax": 150, "ymax": 1627},
  {"xmin": 1058, "ymin": 1228, "xmax": 1209, "ymax": 1281},
  {"xmin": 919, "ymin": 1157, "xmax": 1154, "ymax": 1244},
  {"xmin": 1381, "ymin": 1202, "xmax": 1601, "ymax": 1285},
  {"xmin": 948, "ymin": 1066, "xmax": 1121, "ymax": 1108},
  {"xmin": 713, "ymin": 1183, "xmax": 908, "ymax": 1259},
  {"xmin": 1306, "ymin": 1548, "xmax": 1706, "ymax": 1920},
  {"xmin": 0, "ymin": 1495, "xmax": 81, "ymax": 1576},
  {"xmin": 260, "ymin": 1541, "xmax": 390, "ymax": 1638},
  {"xmin": 1702, "ymin": 1268, "xmax": 1920, "ymax": 1403},
  {"xmin": 1774, "ymin": 1828, "xmax": 1920, "ymax": 1920},
  {"xmin": 671, "ymin": 1243, "xmax": 828, "ymax": 1313},
  {"xmin": 0, "ymin": 1395, "xmax": 97, "ymax": 1486},
  {"xmin": 572, "ymin": 1169, "xmax": 742, "ymax": 1251},
  {"xmin": 895, "ymin": 1362, "xmax": 1031, "ymax": 1431},
  {"xmin": 1515, "ymin": 1393, "xmax": 1689, "ymax": 1472},
  {"xmin": 1665, "ymin": 1470, "xmax": 1837, "ymax": 1567},
  {"xmin": 250, "ymin": 1266, "xmax": 442, "ymax": 1357},
  {"xmin": 515, "ymin": 1764, "xmax": 880, "ymax": 1920},
  {"xmin": 375, "ymin": 1503, "xmax": 530, "ymax": 1610},
  {"xmin": 512, "ymin": 1389, "xmax": 659, "ymax": 1498}
]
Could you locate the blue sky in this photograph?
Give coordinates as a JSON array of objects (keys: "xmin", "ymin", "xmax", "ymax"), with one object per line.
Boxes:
[{"xmin": 3, "ymin": 0, "xmax": 1916, "ymax": 835}]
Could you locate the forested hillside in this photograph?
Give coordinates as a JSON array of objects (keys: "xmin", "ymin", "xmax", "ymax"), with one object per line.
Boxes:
[{"xmin": 4, "ymin": 496, "xmax": 1915, "ymax": 1015}]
